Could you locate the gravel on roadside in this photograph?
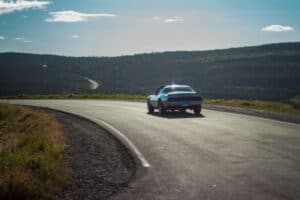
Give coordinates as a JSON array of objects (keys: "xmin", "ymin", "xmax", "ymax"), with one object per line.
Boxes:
[{"xmin": 44, "ymin": 109, "xmax": 136, "ymax": 200}]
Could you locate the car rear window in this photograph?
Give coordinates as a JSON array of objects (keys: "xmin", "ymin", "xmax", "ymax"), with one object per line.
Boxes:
[{"xmin": 163, "ymin": 87, "xmax": 193, "ymax": 93}]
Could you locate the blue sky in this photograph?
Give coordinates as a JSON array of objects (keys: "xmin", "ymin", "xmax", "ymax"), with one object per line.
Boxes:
[{"xmin": 0, "ymin": 0, "xmax": 299, "ymax": 56}]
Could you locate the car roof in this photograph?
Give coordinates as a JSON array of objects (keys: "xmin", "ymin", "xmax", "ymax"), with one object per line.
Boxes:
[{"xmin": 164, "ymin": 84, "xmax": 191, "ymax": 89}]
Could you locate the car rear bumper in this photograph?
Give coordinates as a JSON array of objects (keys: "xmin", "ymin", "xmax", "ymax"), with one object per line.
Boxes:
[{"xmin": 163, "ymin": 101, "xmax": 202, "ymax": 109}]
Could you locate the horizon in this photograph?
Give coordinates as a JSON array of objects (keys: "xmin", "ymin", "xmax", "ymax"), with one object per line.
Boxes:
[
  {"xmin": 1, "ymin": 0, "xmax": 300, "ymax": 56},
  {"xmin": 1, "ymin": 41, "xmax": 299, "ymax": 58}
]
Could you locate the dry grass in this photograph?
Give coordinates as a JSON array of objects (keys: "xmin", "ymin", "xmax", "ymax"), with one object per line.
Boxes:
[
  {"xmin": 0, "ymin": 93, "xmax": 147, "ymax": 101},
  {"xmin": 0, "ymin": 103, "xmax": 70, "ymax": 200},
  {"xmin": 289, "ymin": 96, "xmax": 300, "ymax": 109},
  {"xmin": 204, "ymin": 99, "xmax": 300, "ymax": 115}
]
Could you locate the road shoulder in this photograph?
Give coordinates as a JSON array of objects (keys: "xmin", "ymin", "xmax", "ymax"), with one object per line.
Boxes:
[
  {"xmin": 203, "ymin": 104, "xmax": 300, "ymax": 124},
  {"xmin": 44, "ymin": 109, "xmax": 136, "ymax": 200}
]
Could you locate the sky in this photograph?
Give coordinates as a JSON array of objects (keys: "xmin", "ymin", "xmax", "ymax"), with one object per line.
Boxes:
[{"xmin": 0, "ymin": 0, "xmax": 299, "ymax": 56}]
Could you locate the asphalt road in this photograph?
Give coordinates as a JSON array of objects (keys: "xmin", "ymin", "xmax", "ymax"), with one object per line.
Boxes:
[{"xmin": 6, "ymin": 100, "xmax": 300, "ymax": 200}]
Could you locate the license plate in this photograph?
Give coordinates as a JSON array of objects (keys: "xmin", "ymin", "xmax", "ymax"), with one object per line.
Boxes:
[{"xmin": 181, "ymin": 102, "xmax": 190, "ymax": 107}]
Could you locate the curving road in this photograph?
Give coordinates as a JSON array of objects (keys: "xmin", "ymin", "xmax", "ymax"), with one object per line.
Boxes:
[{"xmin": 6, "ymin": 100, "xmax": 300, "ymax": 200}]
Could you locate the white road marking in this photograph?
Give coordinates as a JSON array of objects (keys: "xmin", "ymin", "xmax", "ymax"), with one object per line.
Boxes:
[
  {"xmin": 48, "ymin": 107, "xmax": 151, "ymax": 168},
  {"xmin": 89, "ymin": 117, "xmax": 151, "ymax": 168}
]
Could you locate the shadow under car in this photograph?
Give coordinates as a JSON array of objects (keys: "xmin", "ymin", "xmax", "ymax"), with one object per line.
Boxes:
[{"xmin": 147, "ymin": 111, "xmax": 205, "ymax": 119}]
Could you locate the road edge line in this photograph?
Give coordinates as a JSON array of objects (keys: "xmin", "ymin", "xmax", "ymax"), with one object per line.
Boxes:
[
  {"xmin": 29, "ymin": 106, "xmax": 151, "ymax": 169},
  {"xmin": 89, "ymin": 117, "xmax": 151, "ymax": 168}
]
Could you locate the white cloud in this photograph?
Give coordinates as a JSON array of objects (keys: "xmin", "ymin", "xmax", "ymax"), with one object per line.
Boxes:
[
  {"xmin": 0, "ymin": 36, "xmax": 5, "ymax": 40},
  {"xmin": 261, "ymin": 25, "xmax": 294, "ymax": 32},
  {"xmin": 0, "ymin": 0, "xmax": 50, "ymax": 15},
  {"xmin": 45, "ymin": 10, "xmax": 117, "ymax": 23},
  {"xmin": 153, "ymin": 16, "xmax": 184, "ymax": 24},
  {"xmin": 15, "ymin": 37, "xmax": 24, "ymax": 40},
  {"xmin": 152, "ymin": 16, "xmax": 161, "ymax": 20},
  {"xmin": 71, "ymin": 34, "xmax": 79, "ymax": 39},
  {"xmin": 15, "ymin": 37, "xmax": 32, "ymax": 43},
  {"xmin": 164, "ymin": 16, "xmax": 184, "ymax": 24}
]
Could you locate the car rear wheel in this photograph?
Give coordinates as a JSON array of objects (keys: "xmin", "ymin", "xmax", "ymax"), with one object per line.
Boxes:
[
  {"xmin": 158, "ymin": 101, "xmax": 166, "ymax": 115},
  {"xmin": 147, "ymin": 100, "xmax": 154, "ymax": 114},
  {"xmin": 194, "ymin": 106, "xmax": 201, "ymax": 115}
]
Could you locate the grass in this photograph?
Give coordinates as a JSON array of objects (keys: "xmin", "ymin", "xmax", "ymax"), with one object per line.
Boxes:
[
  {"xmin": 1, "ymin": 93, "xmax": 300, "ymax": 115},
  {"xmin": 0, "ymin": 103, "xmax": 70, "ymax": 200},
  {"xmin": 289, "ymin": 96, "xmax": 300, "ymax": 109},
  {"xmin": 0, "ymin": 93, "xmax": 147, "ymax": 101},
  {"xmin": 204, "ymin": 99, "xmax": 300, "ymax": 115}
]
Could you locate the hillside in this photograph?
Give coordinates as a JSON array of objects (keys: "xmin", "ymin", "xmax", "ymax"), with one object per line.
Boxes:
[{"xmin": 1, "ymin": 42, "xmax": 300, "ymax": 100}]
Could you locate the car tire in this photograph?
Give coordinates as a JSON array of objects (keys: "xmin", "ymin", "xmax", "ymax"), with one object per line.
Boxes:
[
  {"xmin": 158, "ymin": 100, "xmax": 166, "ymax": 115},
  {"xmin": 194, "ymin": 106, "xmax": 201, "ymax": 115},
  {"xmin": 180, "ymin": 108, "xmax": 186, "ymax": 113},
  {"xmin": 147, "ymin": 100, "xmax": 154, "ymax": 114}
]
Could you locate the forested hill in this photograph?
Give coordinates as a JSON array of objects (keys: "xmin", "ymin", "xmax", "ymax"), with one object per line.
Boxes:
[{"xmin": 1, "ymin": 42, "xmax": 300, "ymax": 100}]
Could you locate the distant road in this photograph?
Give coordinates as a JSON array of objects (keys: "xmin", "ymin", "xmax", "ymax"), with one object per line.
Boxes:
[
  {"xmin": 82, "ymin": 77, "xmax": 99, "ymax": 90},
  {"xmin": 6, "ymin": 100, "xmax": 300, "ymax": 200}
]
